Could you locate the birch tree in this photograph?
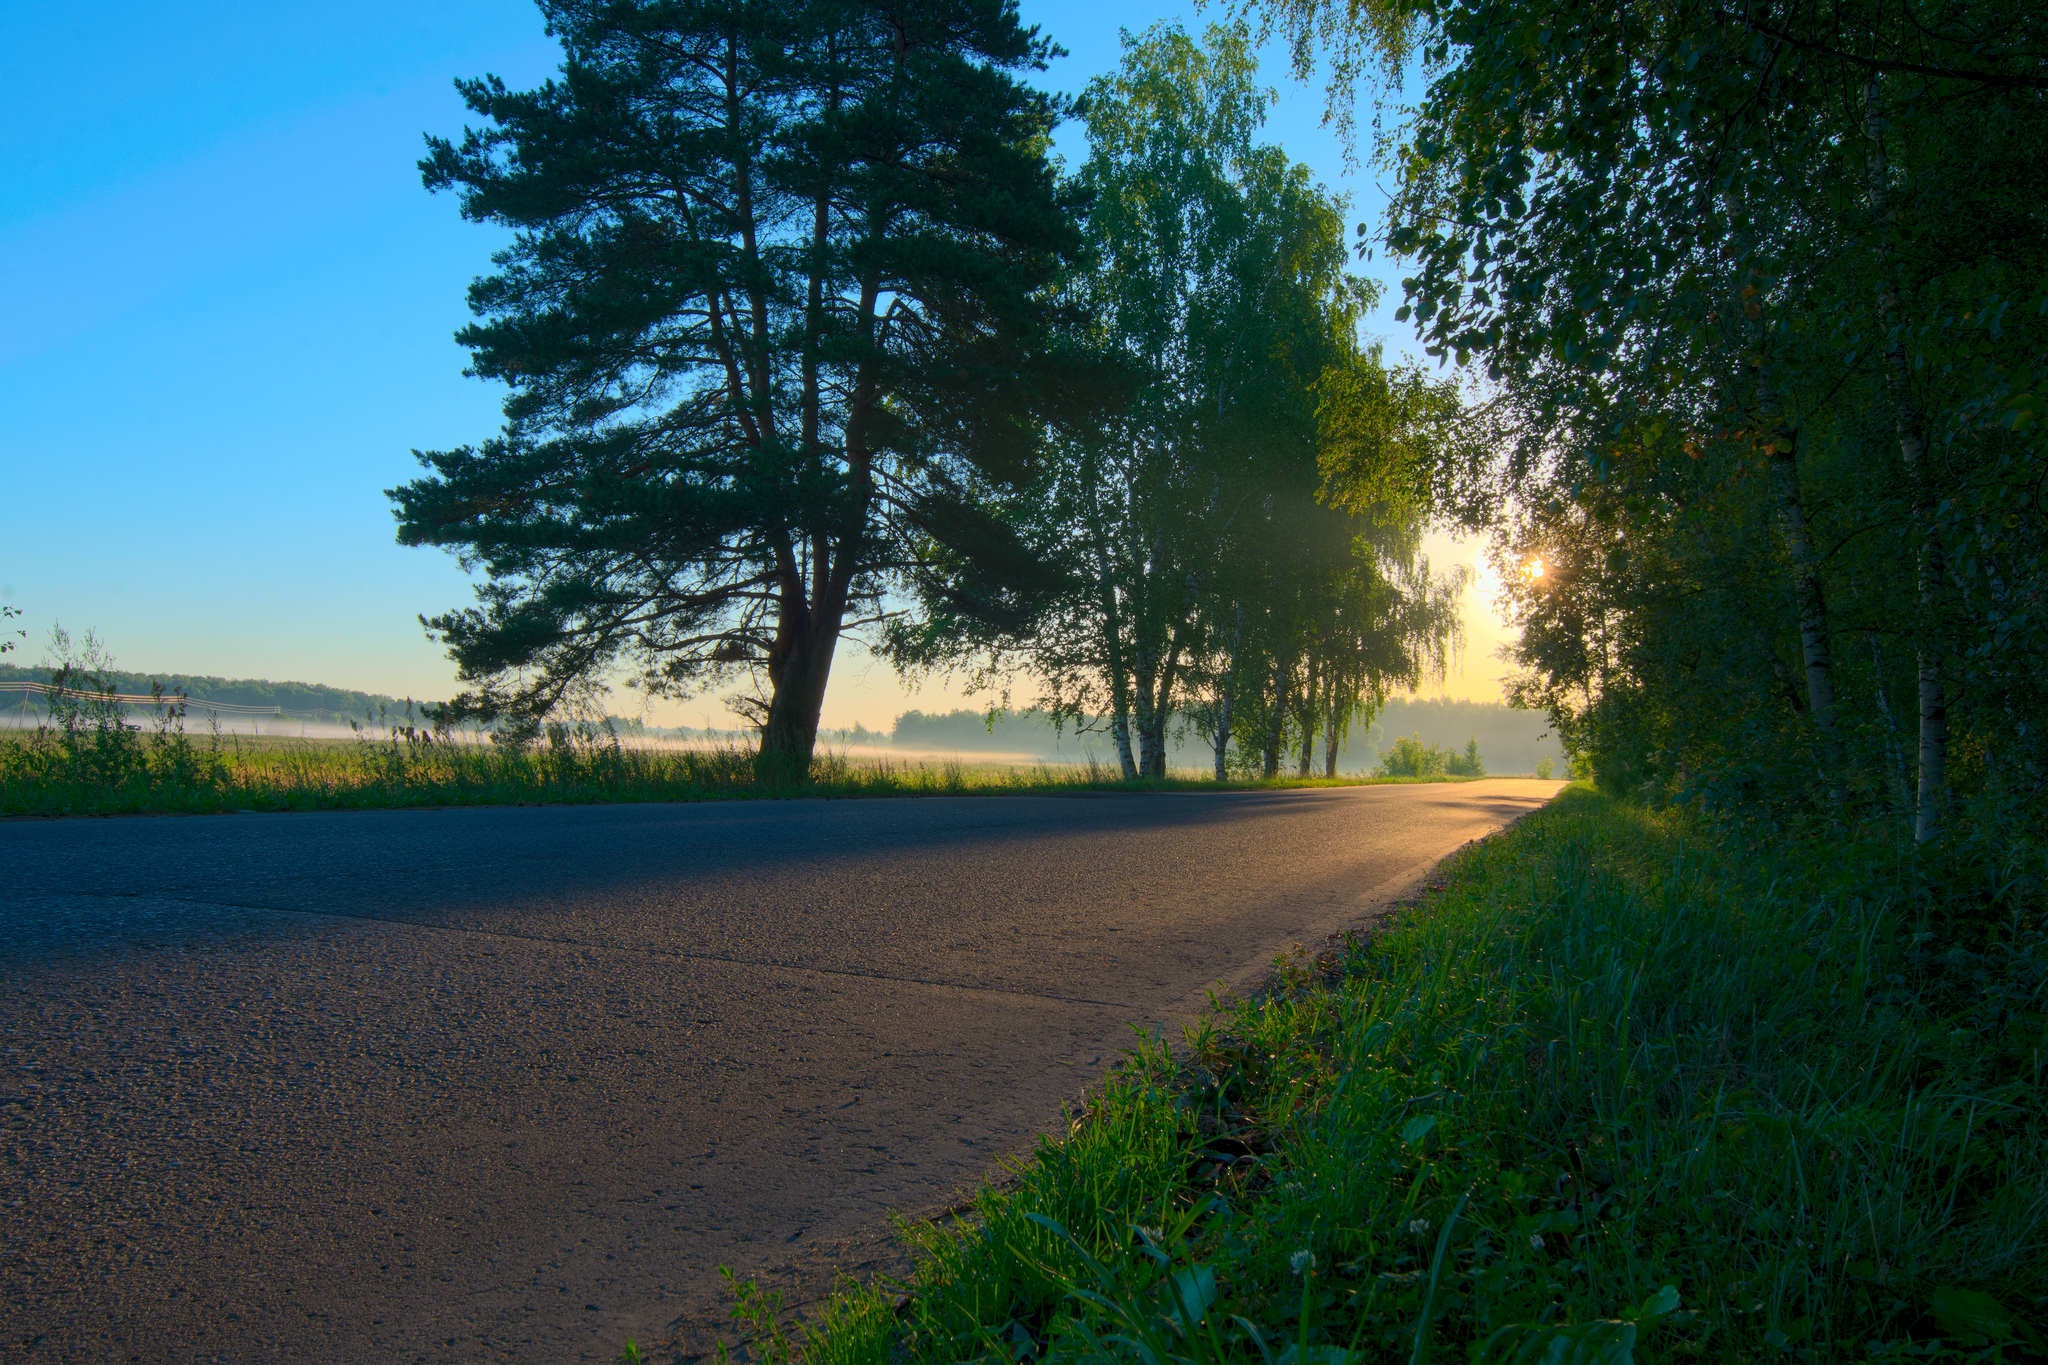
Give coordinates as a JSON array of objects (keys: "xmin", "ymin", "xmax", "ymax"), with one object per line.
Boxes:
[
  {"xmin": 898, "ymin": 23, "xmax": 1459, "ymax": 781},
  {"xmin": 891, "ymin": 22, "xmax": 1363, "ymax": 778},
  {"xmin": 1244, "ymin": 0, "xmax": 2048, "ymax": 830}
]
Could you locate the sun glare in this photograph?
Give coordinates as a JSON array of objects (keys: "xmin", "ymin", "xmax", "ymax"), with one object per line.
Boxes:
[{"xmin": 1524, "ymin": 557, "xmax": 1546, "ymax": 580}]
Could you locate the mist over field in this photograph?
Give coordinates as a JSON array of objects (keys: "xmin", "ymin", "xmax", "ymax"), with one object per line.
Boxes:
[
  {"xmin": 875, "ymin": 700, "xmax": 1563, "ymax": 775},
  {"xmin": 0, "ymin": 662, "xmax": 1561, "ymax": 773}
]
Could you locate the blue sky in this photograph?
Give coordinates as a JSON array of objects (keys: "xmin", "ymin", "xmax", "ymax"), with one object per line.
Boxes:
[{"xmin": 0, "ymin": 2, "xmax": 1504, "ymax": 727}]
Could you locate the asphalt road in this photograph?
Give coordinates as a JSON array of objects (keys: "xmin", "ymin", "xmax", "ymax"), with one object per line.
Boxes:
[{"xmin": 1, "ymin": 780, "xmax": 1559, "ymax": 1363}]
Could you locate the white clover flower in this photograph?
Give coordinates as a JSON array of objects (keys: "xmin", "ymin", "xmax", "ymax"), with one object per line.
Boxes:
[
  {"xmin": 1408, "ymin": 1218, "xmax": 1431, "ymax": 1237},
  {"xmin": 1289, "ymin": 1249, "xmax": 1315, "ymax": 1276},
  {"xmin": 1529, "ymin": 1234, "xmax": 1545, "ymax": 1251}
]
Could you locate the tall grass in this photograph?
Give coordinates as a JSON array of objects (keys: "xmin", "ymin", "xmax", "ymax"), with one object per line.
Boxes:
[
  {"xmin": 0, "ymin": 723, "xmax": 1465, "ymax": 818},
  {"xmin": 755, "ymin": 787, "xmax": 2046, "ymax": 1364}
]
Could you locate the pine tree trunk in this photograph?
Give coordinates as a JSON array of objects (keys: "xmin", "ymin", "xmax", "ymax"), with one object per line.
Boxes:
[{"xmin": 760, "ymin": 604, "xmax": 841, "ymax": 786}]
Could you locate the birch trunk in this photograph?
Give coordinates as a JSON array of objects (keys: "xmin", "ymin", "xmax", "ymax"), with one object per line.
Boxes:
[
  {"xmin": 1290, "ymin": 657, "xmax": 1313, "ymax": 777},
  {"xmin": 1212, "ymin": 608, "xmax": 1242, "ymax": 781},
  {"xmin": 1138, "ymin": 707, "xmax": 1169, "ymax": 778},
  {"xmin": 1323, "ymin": 694, "xmax": 1341, "ymax": 778},
  {"xmin": 1866, "ymin": 78, "xmax": 1946, "ymax": 841},
  {"xmin": 1131, "ymin": 640, "xmax": 1159, "ymax": 782},
  {"xmin": 1112, "ymin": 710, "xmax": 1138, "ymax": 781},
  {"xmin": 1261, "ymin": 659, "xmax": 1289, "ymax": 780},
  {"xmin": 1763, "ymin": 415, "xmax": 1847, "ymax": 788},
  {"xmin": 1212, "ymin": 673, "xmax": 1235, "ymax": 782}
]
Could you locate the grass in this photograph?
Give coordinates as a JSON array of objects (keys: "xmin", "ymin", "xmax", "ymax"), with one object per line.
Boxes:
[
  {"xmin": 719, "ymin": 785, "xmax": 2046, "ymax": 1365},
  {"xmin": 0, "ymin": 724, "xmax": 1501, "ymax": 818}
]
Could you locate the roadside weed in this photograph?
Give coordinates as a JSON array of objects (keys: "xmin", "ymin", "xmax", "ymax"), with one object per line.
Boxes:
[{"xmin": 0, "ymin": 730, "xmax": 1484, "ymax": 817}]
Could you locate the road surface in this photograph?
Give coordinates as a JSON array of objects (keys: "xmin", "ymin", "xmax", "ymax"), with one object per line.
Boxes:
[{"xmin": 0, "ymin": 780, "xmax": 1559, "ymax": 1362}]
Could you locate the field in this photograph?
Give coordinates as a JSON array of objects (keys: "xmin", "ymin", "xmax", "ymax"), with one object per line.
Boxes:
[
  {"xmin": 722, "ymin": 785, "xmax": 2047, "ymax": 1365},
  {"xmin": 0, "ymin": 727, "xmax": 1500, "ymax": 818}
]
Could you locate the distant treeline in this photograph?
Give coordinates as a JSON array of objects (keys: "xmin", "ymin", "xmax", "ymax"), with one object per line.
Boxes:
[
  {"xmin": 888, "ymin": 700, "xmax": 1564, "ymax": 774},
  {"xmin": 0, "ymin": 658, "xmax": 1563, "ymax": 772},
  {"xmin": 889, "ymin": 709, "xmax": 1098, "ymax": 755},
  {"xmin": 0, "ymin": 664, "xmax": 433, "ymax": 724},
  {"xmin": 1356, "ymin": 699, "xmax": 1565, "ymax": 777}
]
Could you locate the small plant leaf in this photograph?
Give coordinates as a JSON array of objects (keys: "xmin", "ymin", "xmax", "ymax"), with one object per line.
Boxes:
[
  {"xmin": 1927, "ymin": 1288, "xmax": 2019, "ymax": 1345},
  {"xmin": 1625, "ymin": 1286, "xmax": 1680, "ymax": 1324}
]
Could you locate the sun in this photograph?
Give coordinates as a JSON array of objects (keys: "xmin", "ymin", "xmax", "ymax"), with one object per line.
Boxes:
[{"xmin": 1523, "ymin": 557, "xmax": 1546, "ymax": 580}]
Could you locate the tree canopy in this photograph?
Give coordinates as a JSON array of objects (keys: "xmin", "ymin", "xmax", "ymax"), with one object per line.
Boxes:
[
  {"xmin": 886, "ymin": 22, "xmax": 1465, "ymax": 780},
  {"xmin": 1244, "ymin": 0, "xmax": 2048, "ymax": 835},
  {"xmin": 392, "ymin": 0, "xmax": 1092, "ymax": 777}
]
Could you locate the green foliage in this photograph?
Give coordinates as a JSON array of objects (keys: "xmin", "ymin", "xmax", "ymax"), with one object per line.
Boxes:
[
  {"xmin": 1348, "ymin": 0, "xmax": 2048, "ymax": 838},
  {"xmin": 889, "ymin": 22, "xmax": 1463, "ymax": 785},
  {"xmin": 714, "ymin": 1268, "xmax": 793, "ymax": 1365},
  {"xmin": 1374, "ymin": 731, "xmax": 1483, "ymax": 777},
  {"xmin": 778, "ymin": 787, "xmax": 2047, "ymax": 1365},
  {"xmin": 1375, "ymin": 731, "xmax": 1445, "ymax": 778},
  {"xmin": 393, "ymin": 0, "xmax": 1088, "ymax": 774},
  {"xmin": 0, "ymin": 626, "xmax": 230, "ymax": 808}
]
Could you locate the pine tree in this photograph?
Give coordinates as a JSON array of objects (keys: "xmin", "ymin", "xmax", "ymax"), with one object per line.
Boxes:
[{"xmin": 391, "ymin": 0, "xmax": 1087, "ymax": 779}]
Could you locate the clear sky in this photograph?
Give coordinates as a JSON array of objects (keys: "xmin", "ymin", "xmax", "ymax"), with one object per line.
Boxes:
[{"xmin": 0, "ymin": 2, "xmax": 1515, "ymax": 728}]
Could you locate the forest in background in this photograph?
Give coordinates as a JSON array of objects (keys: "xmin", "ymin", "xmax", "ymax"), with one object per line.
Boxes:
[
  {"xmin": 883, "ymin": 698, "xmax": 1561, "ymax": 773},
  {"xmin": 0, "ymin": 662, "xmax": 426, "ymax": 727}
]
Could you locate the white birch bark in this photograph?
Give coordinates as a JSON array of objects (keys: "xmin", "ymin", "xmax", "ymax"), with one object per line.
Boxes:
[
  {"xmin": 1865, "ymin": 77, "xmax": 1946, "ymax": 841},
  {"xmin": 1261, "ymin": 656, "xmax": 1289, "ymax": 779},
  {"xmin": 1762, "ymin": 410, "xmax": 1847, "ymax": 786},
  {"xmin": 1295, "ymin": 656, "xmax": 1319, "ymax": 777}
]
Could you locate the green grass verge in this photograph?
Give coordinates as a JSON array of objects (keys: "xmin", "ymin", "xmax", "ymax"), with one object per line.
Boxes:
[
  {"xmin": 723, "ymin": 786, "xmax": 2045, "ymax": 1365},
  {"xmin": 0, "ymin": 729, "xmax": 1502, "ymax": 818}
]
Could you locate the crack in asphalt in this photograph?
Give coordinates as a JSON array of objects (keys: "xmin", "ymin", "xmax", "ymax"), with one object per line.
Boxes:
[{"xmin": 8, "ymin": 890, "xmax": 1143, "ymax": 1013}]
